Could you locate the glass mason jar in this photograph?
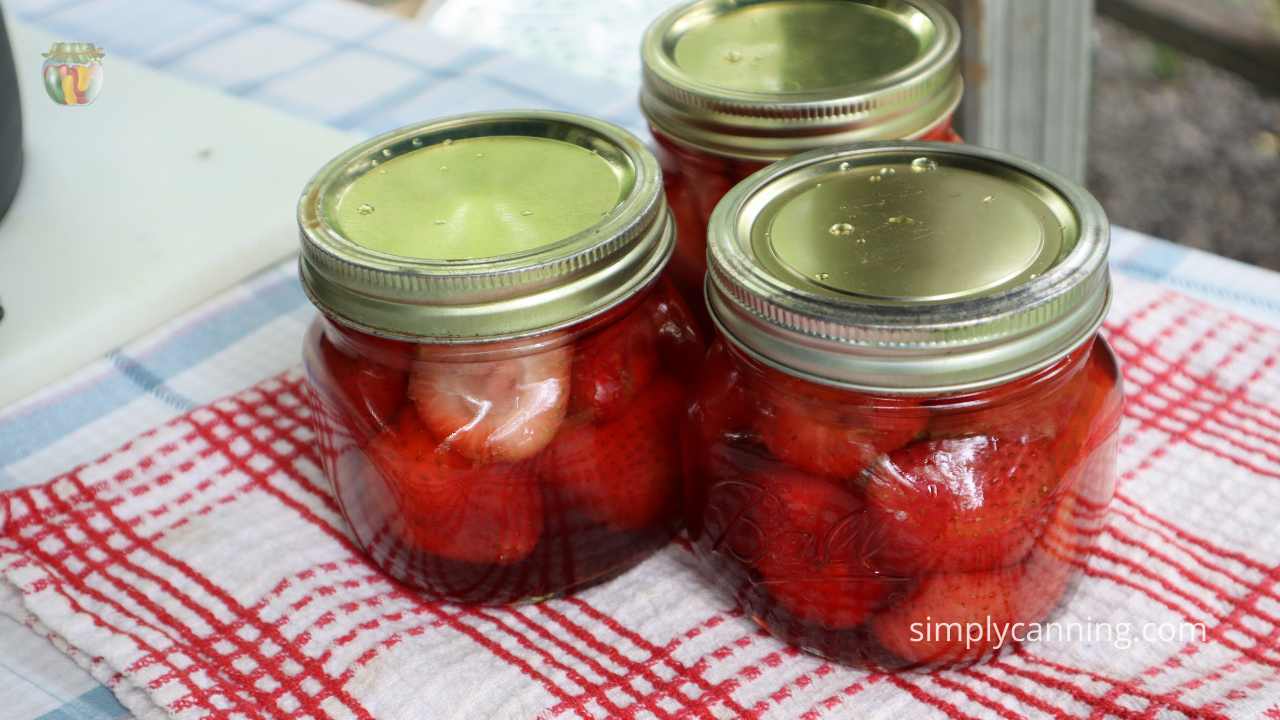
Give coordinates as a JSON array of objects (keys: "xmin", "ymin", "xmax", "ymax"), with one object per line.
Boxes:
[
  {"xmin": 685, "ymin": 142, "xmax": 1122, "ymax": 667},
  {"xmin": 640, "ymin": 0, "xmax": 964, "ymax": 322},
  {"xmin": 41, "ymin": 42, "xmax": 105, "ymax": 106},
  {"xmin": 298, "ymin": 112, "xmax": 703, "ymax": 604}
]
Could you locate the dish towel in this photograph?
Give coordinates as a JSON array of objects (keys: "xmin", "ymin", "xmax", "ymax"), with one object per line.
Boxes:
[{"xmin": 2, "ymin": 272, "xmax": 1280, "ymax": 720}]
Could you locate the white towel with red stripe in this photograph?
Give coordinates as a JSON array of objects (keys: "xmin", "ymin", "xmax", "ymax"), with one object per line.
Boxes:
[{"xmin": 2, "ymin": 272, "xmax": 1280, "ymax": 720}]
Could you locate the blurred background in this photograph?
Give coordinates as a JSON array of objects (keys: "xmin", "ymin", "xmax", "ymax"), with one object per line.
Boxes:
[
  {"xmin": 377, "ymin": 0, "xmax": 1280, "ymax": 271},
  {"xmin": 1089, "ymin": 0, "xmax": 1280, "ymax": 272}
]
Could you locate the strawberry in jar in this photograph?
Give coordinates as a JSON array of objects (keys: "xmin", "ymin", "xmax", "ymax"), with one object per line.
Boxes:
[
  {"xmin": 685, "ymin": 142, "xmax": 1121, "ymax": 667},
  {"xmin": 299, "ymin": 112, "xmax": 704, "ymax": 603}
]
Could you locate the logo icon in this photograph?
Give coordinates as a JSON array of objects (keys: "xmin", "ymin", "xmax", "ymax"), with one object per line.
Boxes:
[{"xmin": 42, "ymin": 42, "xmax": 105, "ymax": 106}]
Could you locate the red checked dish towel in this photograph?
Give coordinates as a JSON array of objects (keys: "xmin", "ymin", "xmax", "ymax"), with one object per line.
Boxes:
[{"xmin": 3, "ymin": 274, "xmax": 1280, "ymax": 720}]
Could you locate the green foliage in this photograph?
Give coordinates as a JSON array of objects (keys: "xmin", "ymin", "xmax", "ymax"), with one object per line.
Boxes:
[{"xmin": 1150, "ymin": 42, "xmax": 1183, "ymax": 81}]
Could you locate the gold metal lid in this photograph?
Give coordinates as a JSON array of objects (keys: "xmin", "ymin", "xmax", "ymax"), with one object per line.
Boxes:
[
  {"xmin": 706, "ymin": 142, "xmax": 1112, "ymax": 394},
  {"xmin": 298, "ymin": 111, "xmax": 672, "ymax": 341},
  {"xmin": 42, "ymin": 42, "xmax": 106, "ymax": 63},
  {"xmin": 640, "ymin": 0, "xmax": 962, "ymax": 161}
]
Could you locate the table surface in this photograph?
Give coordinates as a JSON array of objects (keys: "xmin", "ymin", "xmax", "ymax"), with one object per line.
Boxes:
[
  {"xmin": 2, "ymin": 1, "xmax": 1280, "ymax": 718},
  {"xmin": 0, "ymin": 24, "xmax": 356, "ymax": 407}
]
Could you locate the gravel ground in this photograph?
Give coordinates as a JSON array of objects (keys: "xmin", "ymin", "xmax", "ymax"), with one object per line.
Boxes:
[{"xmin": 1088, "ymin": 17, "xmax": 1280, "ymax": 271}]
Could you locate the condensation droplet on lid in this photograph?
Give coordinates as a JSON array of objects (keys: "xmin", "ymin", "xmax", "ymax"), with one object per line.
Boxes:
[
  {"xmin": 411, "ymin": 138, "xmax": 424, "ymax": 147},
  {"xmin": 888, "ymin": 216, "xmax": 914, "ymax": 224},
  {"xmin": 879, "ymin": 167, "xmax": 896, "ymax": 176},
  {"xmin": 856, "ymin": 237, "xmax": 867, "ymax": 244},
  {"xmin": 442, "ymin": 139, "xmax": 454, "ymax": 146},
  {"xmin": 868, "ymin": 175, "xmax": 882, "ymax": 183},
  {"xmin": 381, "ymin": 148, "xmax": 393, "ymax": 158},
  {"xmin": 521, "ymin": 210, "xmax": 534, "ymax": 216},
  {"xmin": 983, "ymin": 195, "xmax": 994, "ymax": 204},
  {"xmin": 724, "ymin": 49, "xmax": 743, "ymax": 63},
  {"xmin": 815, "ymin": 272, "xmax": 830, "ymax": 281},
  {"xmin": 1029, "ymin": 273, "xmax": 1039, "ymax": 279},
  {"xmin": 910, "ymin": 157, "xmax": 938, "ymax": 173},
  {"xmin": 439, "ymin": 166, "xmax": 449, "ymax": 172},
  {"xmin": 828, "ymin": 222, "xmax": 855, "ymax": 236},
  {"xmin": 355, "ymin": 204, "xmax": 374, "ymax": 215},
  {"xmin": 839, "ymin": 162, "xmax": 851, "ymax": 172},
  {"xmin": 894, "ymin": 510, "xmax": 908, "ymax": 521},
  {"xmin": 378, "ymin": 169, "xmax": 387, "ymax": 175},
  {"xmin": 475, "ymin": 153, "xmax": 486, "ymax": 159}
]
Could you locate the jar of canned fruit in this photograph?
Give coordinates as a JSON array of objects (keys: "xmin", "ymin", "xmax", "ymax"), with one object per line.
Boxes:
[
  {"xmin": 640, "ymin": 0, "xmax": 963, "ymax": 320},
  {"xmin": 299, "ymin": 112, "xmax": 703, "ymax": 604},
  {"xmin": 685, "ymin": 142, "xmax": 1122, "ymax": 667}
]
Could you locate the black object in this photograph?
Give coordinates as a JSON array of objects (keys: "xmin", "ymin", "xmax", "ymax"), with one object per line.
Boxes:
[
  {"xmin": 0, "ymin": 4, "xmax": 21, "ymax": 226},
  {"xmin": 0, "ymin": 4, "xmax": 20, "ymax": 326}
]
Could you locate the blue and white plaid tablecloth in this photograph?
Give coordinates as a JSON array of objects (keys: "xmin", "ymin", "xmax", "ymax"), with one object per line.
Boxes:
[{"xmin": 2, "ymin": 1, "xmax": 1279, "ymax": 717}]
